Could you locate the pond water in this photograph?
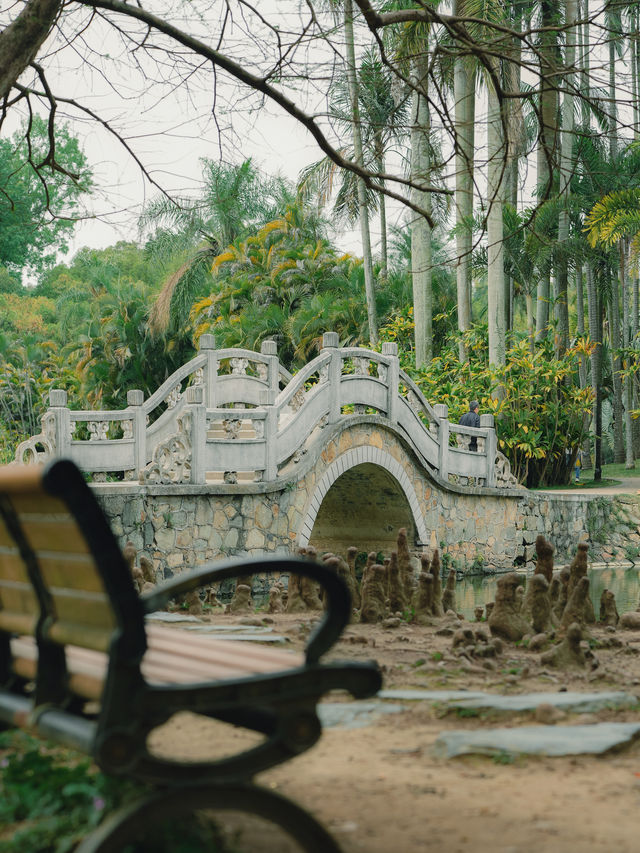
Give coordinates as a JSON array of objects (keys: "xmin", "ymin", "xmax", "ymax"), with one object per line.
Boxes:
[{"xmin": 455, "ymin": 564, "xmax": 640, "ymax": 620}]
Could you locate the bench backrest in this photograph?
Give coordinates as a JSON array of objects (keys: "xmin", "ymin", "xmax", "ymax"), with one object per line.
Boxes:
[{"xmin": 0, "ymin": 461, "xmax": 146, "ymax": 659}]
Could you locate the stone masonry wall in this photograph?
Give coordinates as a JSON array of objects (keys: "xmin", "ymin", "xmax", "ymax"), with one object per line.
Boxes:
[{"xmin": 93, "ymin": 421, "xmax": 640, "ymax": 582}]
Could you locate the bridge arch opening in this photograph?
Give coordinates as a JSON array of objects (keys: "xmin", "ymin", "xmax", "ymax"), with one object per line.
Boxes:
[{"xmin": 305, "ymin": 462, "xmax": 419, "ymax": 556}]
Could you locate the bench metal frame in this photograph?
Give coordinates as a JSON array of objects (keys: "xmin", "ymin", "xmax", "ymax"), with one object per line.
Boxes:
[{"xmin": 0, "ymin": 459, "xmax": 382, "ymax": 852}]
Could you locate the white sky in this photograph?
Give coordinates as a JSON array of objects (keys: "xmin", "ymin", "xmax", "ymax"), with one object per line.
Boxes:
[
  {"xmin": 2, "ymin": 0, "xmax": 632, "ymax": 269},
  {"xmin": 2, "ymin": 0, "xmax": 377, "ymax": 263}
]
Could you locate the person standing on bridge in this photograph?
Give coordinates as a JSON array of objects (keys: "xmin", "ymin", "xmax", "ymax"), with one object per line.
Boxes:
[{"xmin": 459, "ymin": 400, "xmax": 480, "ymax": 451}]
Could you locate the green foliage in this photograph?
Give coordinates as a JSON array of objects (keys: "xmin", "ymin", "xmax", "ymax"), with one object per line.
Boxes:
[
  {"xmin": 192, "ymin": 203, "xmax": 371, "ymax": 369},
  {"xmin": 384, "ymin": 323, "xmax": 594, "ymax": 486},
  {"xmin": 0, "ymin": 118, "xmax": 92, "ymax": 275},
  {"xmin": 0, "ymin": 731, "xmax": 228, "ymax": 853}
]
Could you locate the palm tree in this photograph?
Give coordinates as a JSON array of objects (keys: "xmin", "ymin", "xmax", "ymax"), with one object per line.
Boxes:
[
  {"xmin": 298, "ymin": 47, "xmax": 410, "ymax": 277},
  {"xmin": 140, "ymin": 159, "xmax": 295, "ymax": 335},
  {"xmin": 343, "ymin": 0, "xmax": 378, "ymax": 345}
]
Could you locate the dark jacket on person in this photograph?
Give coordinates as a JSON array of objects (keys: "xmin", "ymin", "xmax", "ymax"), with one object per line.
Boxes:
[{"xmin": 459, "ymin": 408, "xmax": 480, "ymax": 451}]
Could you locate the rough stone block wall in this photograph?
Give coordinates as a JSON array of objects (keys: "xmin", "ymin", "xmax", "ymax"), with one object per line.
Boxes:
[{"xmin": 93, "ymin": 420, "xmax": 640, "ymax": 580}]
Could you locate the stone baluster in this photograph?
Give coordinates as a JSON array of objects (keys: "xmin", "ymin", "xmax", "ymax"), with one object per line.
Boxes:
[
  {"xmin": 260, "ymin": 388, "xmax": 278, "ymax": 481},
  {"xmin": 382, "ymin": 341, "xmax": 399, "ymax": 424},
  {"xmin": 49, "ymin": 390, "xmax": 71, "ymax": 457},
  {"xmin": 186, "ymin": 386, "xmax": 207, "ymax": 484},
  {"xmin": 126, "ymin": 389, "xmax": 146, "ymax": 477},
  {"xmin": 322, "ymin": 331, "xmax": 342, "ymax": 424},
  {"xmin": 434, "ymin": 403, "xmax": 449, "ymax": 482},
  {"xmin": 260, "ymin": 339, "xmax": 280, "ymax": 404},
  {"xmin": 481, "ymin": 413, "xmax": 497, "ymax": 488},
  {"xmin": 199, "ymin": 333, "xmax": 218, "ymax": 408}
]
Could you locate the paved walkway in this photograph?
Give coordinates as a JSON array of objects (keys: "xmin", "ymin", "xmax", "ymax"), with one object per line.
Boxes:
[{"xmin": 538, "ymin": 475, "xmax": 640, "ymax": 497}]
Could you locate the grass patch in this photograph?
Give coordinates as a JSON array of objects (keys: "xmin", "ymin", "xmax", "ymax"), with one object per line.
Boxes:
[{"xmin": 0, "ymin": 731, "xmax": 229, "ymax": 853}]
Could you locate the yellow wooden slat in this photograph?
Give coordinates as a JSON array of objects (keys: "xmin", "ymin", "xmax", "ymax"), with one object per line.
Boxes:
[
  {"xmin": 38, "ymin": 554, "xmax": 106, "ymax": 594},
  {"xmin": 48, "ymin": 621, "xmax": 113, "ymax": 653},
  {"xmin": 11, "ymin": 494, "xmax": 69, "ymax": 515},
  {"xmin": 0, "ymin": 551, "xmax": 32, "ymax": 583},
  {"xmin": 21, "ymin": 520, "xmax": 90, "ymax": 554},
  {"xmin": 0, "ymin": 583, "xmax": 39, "ymax": 617},
  {"xmin": 0, "ymin": 525, "xmax": 15, "ymax": 548},
  {"xmin": 50, "ymin": 590, "xmax": 115, "ymax": 630},
  {"xmin": 0, "ymin": 465, "xmax": 44, "ymax": 494},
  {"xmin": 0, "ymin": 611, "xmax": 37, "ymax": 635}
]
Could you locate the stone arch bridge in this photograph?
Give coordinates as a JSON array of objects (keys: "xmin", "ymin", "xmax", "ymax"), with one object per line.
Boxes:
[{"xmin": 16, "ymin": 333, "xmax": 587, "ymax": 576}]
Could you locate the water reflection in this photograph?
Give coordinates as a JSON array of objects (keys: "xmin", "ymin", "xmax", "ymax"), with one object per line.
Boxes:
[{"xmin": 456, "ymin": 565, "xmax": 640, "ymax": 620}]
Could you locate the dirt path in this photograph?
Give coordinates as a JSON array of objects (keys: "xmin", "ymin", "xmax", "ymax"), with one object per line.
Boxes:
[
  {"xmin": 149, "ymin": 613, "xmax": 640, "ymax": 852},
  {"xmin": 538, "ymin": 476, "xmax": 640, "ymax": 496}
]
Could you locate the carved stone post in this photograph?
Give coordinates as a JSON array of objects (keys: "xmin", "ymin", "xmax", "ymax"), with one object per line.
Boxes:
[
  {"xmin": 323, "ymin": 331, "xmax": 341, "ymax": 424},
  {"xmin": 382, "ymin": 341, "xmax": 399, "ymax": 424},
  {"xmin": 49, "ymin": 390, "xmax": 71, "ymax": 457},
  {"xmin": 481, "ymin": 413, "xmax": 497, "ymax": 487},
  {"xmin": 126, "ymin": 389, "xmax": 146, "ymax": 477},
  {"xmin": 186, "ymin": 386, "xmax": 207, "ymax": 484},
  {"xmin": 260, "ymin": 388, "xmax": 278, "ymax": 481},
  {"xmin": 199, "ymin": 333, "xmax": 218, "ymax": 408},
  {"xmin": 434, "ymin": 403, "xmax": 449, "ymax": 483},
  {"xmin": 260, "ymin": 339, "xmax": 279, "ymax": 404}
]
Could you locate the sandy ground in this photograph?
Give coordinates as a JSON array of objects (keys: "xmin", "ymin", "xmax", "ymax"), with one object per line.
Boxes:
[{"xmin": 145, "ymin": 611, "xmax": 640, "ymax": 853}]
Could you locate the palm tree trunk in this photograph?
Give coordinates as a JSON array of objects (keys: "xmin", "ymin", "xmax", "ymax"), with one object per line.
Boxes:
[
  {"xmin": 375, "ymin": 135, "xmax": 388, "ymax": 277},
  {"xmin": 453, "ymin": 0, "xmax": 474, "ymax": 361},
  {"xmin": 555, "ymin": 0, "xmax": 576, "ymax": 356},
  {"xmin": 576, "ymin": 265, "xmax": 592, "ymax": 468},
  {"xmin": 609, "ymin": 37, "xmax": 618, "ymax": 159},
  {"xmin": 344, "ymin": 0, "xmax": 378, "ymax": 345},
  {"xmin": 610, "ymin": 266, "xmax": 625, "ymax": 463},
  {"xmin": 487, "ymin": 64, "xmax": 506, "ymax": 370},
  {"xmin": 632, "ymin": 8, "xmax": 640, "ymax": 139},
  {"xmin": 580, "ymin": 0, "xmax": 591, "ymax": 127},
  {"xmin": 621, "ymin": 241, "xmax": 635, "ymax": 468},
  {"xmin": 586, "ymin": 262, "xmax": 602, "ymax": 480},
  {"xmin": 535, "ymin": 0, "xmax": 559, "ymax": 341},
  {"xmin": 410, "ymin": 51, "xmax": 433, "ymax": 367}
]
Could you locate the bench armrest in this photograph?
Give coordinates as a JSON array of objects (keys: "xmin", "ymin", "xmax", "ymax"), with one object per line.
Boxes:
[{"xmin": 140, "ymin": 555, "xmax": 351, "ymax": 664}]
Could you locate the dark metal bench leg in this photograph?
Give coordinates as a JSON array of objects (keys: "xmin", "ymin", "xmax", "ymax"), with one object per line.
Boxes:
[{"xmin": 75, "ymin": 782, "xmax": 343, "ymax": 853}]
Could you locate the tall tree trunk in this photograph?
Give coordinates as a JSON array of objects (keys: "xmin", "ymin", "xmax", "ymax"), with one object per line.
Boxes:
[
  {"xmin": 535, "ymin": 0, "xmax": 559, "ymax": 341},
  {"xmin": 609, "ymin": 35, "xmax": 618, "ymax": 159},
  {"xmin": 344, "ymin": 0, "xmax": 378, "ymax": 345},
  {"xmin": 631, "ymin": 12, "xmax": 640, "ymax": 456},
  {"xmin": 610, "ymin": 267, "xmax": 625, "ymax": 463},
  {"xmin": 632, "ymin": 8, "xmax": 640, "ymax": 139},
  {"xmin": 487, "ymin": 64, "xmax": 506, "ymax": 370},
  {"xmin": 555, "ymin": 0, "xmax": 576, "ymax": 356},
  {"xmin": 410, "ymin": 51, "xmax": 433, "ymax": 367},
  {"xmin": 453, "ymin": 0, "xmax": 475, "ymax": 361},
  {"xmin": 580, "ymin": 0, "xmax": 591, "ymax": 125},
  {"xmin": 375, "ymin": 135, "xmax": 388, "ymax": 277},
  {"xmin": 586, "ymin": 262, "xmax": 602, "ymax": 480},
  {"xmin": 576, "ymin": 265, "xmax": 592, "ymax": 469},
  {"xmin": 621, "ymin": 242, "xmax": 635, "ymax": 468}
]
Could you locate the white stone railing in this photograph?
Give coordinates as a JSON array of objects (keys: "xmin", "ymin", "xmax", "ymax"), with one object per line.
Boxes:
[{"xmin": 13, "ymin": 331, "xmax": 518, "ymax": 490}]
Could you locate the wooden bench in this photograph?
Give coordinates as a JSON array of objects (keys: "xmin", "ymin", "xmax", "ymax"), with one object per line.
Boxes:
[{"xmin": 0, "ymin": 458, "xmax": 382, "ymax": 852}]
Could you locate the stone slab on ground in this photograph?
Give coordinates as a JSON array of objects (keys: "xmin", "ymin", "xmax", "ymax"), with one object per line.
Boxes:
[
  {"xmin": 449, "ymin": 690, "xmax": 638, "ymax": 713},
  {"xmin": 379, "ymin": 688, "xmax": 638, "ymax": 713},
  {"xmin": 379, "ymin": 689, "xmax": 488, "ymax": 702},
  {"xmin": 146, "ymin": 611, "xmax": 202, "ymax": 623},
  {"xmin": 318, "ymin": 701, "xmax": 406, "ymax": 729},
  {"xmin": 434, "ymin": 722, "xmax": 640, "ymax": 759}
]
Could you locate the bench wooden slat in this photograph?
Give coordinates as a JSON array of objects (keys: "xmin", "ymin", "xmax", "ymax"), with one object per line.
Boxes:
[
  {"xmin": 37, "ymin": 553, "xmax": 109, "ymax": 594},
  {"xmin": 0, "ymin": 549, "xmax": 39, "ymax": 582},
  {"xmin": 0, "ymin": 575, "xmax": 40, "ymax": 634},
  {"xmin": 9, "ymin": 493, "xmax": 70, "ymax": 514},
  {"xmin": 145, "ymin": 624, "xmax": 304, "ymax": 669},
  {"xmin": 20, "ymin": 519, "xmax": 91, "ymax": 554},
  {"xmin": 10, "ymin": 630, "xmax": 306, "ymax": 701}
]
